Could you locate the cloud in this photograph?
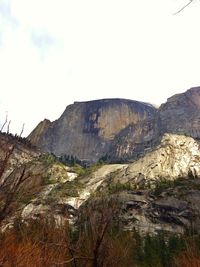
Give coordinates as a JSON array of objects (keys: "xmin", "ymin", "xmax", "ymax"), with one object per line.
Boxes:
[
  {"xmin": 0, "ymin": 0, "xmax": 11, "ymax": 18},
  {"xmin": 0, "ymin": 0, "xmax": 18, "ymax": 27},
  {"xmin": 0, "ymin": 0, "xmax": 200, "ymax": 136},
  {"xmin": 0, "ymin": 0, "xmax": 18, "ymax": 46},
  {"xmin": 0, "ymin": 0, "xmax": 58, "ymax": 58},
  {"xmin": 30, "ymin": 29, "xmax": 59, "ymax": 59}
]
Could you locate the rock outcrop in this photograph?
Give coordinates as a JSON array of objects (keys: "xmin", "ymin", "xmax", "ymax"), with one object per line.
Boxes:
[
  {"xmin": 0, "ymin": 132, "xmax": 40, "ymax": 179},
  {"xmin": 158, "ymin": 87, "xmax": 200, "ymax": 138},
  {"xmin": 107, "ymin": 87, "xmax": 200, "ymax": 162},
  {"xmin": 2, "ymin": 132, "xmax": 200, "ymax": 235},
  {"xmin": 114, "ymin": 133, "xmax": 200, "ymax": 186},
  {"xmin": 28, "ymin": 99, "xmax": 156, "ymax": 162},
  {"xmin": 101, "ymin": 133, "xmax": 200, "ymax": 234},
  {"xmin": 28, "ymin": 87, "xmax": 200, "ymax": 163},
  {"xmin": 28, "ymin": 119, "xmax": 51, "ymax": 145},
  {"xmin": 108, "ymin": 118, "xmax": 158, "ymax": 162},
  {"xmin": 117, "ymin": 182, "xmax": 200, "ymax": 235}
]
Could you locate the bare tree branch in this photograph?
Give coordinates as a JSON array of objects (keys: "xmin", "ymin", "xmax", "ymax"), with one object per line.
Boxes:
[
  {"xmin": 6, "ymin": 120, "xmax": 11, "ymax": 134},
  {"xmin": 1, "ymin": 112, "xmax": 8, "ymax": 132},
  {"xmin": 0, "ymin": 145, "xmax": 14, "ymax": 180},
  {"xmin": 55, "ymin": 256, "xmax": 94, "ymax": 265},
  {"xmin": 19, "ymin": 123, "xmax": 25, "ymax": 137},
  {"xmin": 174, "ymin": 0, "xmax": 194, "ymax": 15},
  {"xmin": 0, "ymin": 137, "xmax": 32, "ymax": 224},
  {"xmin": 0, "ymin": 165, "xmax": 30, "ymax": 222}
]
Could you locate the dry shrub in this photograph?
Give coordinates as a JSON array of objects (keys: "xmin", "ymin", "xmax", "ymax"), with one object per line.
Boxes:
[
  {"xmin": 75, "ymin": 199, "xmax": 136, "ymax": 267},
  {"xmin": 0, "ymin": 197, "xmax": 138, "ymax": 267},
  {"xmin": 0, "ymin": 218, "xmax": 136, "ymax": 267},
  {"xmin": 0, "ymin": 219, "xmax": 72, "ymax": 267},
  {"xmin": 0, "ymin": 232, "xmax": 42, "ymax": 267},
  {"xmin": 175, "ymin": 253, "xmax": 200, "ymax": 267},
  {"xmin": 174, "ymin": 238, "xmax": 200, "ymax": 267},
  {"xmin": 98, "ymin": 231, "xmax": 136, "ymax": 267}
]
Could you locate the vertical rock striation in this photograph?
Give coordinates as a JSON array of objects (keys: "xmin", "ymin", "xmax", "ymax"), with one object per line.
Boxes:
[
  {"xmin": 28, "ymin": 99, "xmax": 156, "ymax": 162},
  {"xmin": 108, "ymin": 87, "xmax": 200, "ymax": 161},
  {"xmin": 158, "ymin": 87, "xmax": 200, "ymax": 138}
]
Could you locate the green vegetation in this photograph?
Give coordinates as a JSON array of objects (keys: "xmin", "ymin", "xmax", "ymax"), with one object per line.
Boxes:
[
  {"xmin": 153, "ymin": 179, "xmax": 176, "ymax": 196},
  {"xmin": 58, "ymin": 154, "xmax": 83, "ymax": 166},
  {"xmin": 6, "ymin": 211, "xmax": 200, "ymax": 267},
  {"xmin": 39, "ymin": 153, "xmax": 58, "ymax": 166},
  {"xmin": 133, "ymin": 231, "xmax": 186, "ymax": 267},
  {"xmin": 16, "ymin": 192, "xmax": 35, "ymax": 205},
  {"xmin": 48, "ymin": 180, "xmax": 84, "ymax": 198},
  {"xmin": 73, "ymin": 162, "xmax": 103, "ymax": 178},
  {"xmin": 98, "ymin": 154, "xmax": 110, "ymax": 164},
  {"xmin": 2, "ymin": 190, "xmax": 200, "ymax": 267},
  {"xmin": 42, "ymin": 173, "xmax": 57, "ymax": 185},
  {"xmin": 153, "ymin": 177, "xmax": 200, "ymax": 197},
  {"xmin": 108, "ymin": 182, "xmax": 133, "ymax": 193}
]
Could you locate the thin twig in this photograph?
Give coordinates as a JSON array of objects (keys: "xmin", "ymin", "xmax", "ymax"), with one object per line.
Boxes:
[
  {"xmin": 1, "ymin": 112, "xmax": 8, "ymax": 132},
  {"xmin": 174, "ymin": 0, "xmax": 194, "ymax": 15},
  {"xmin": 7, "ymin": 120, "xmax": 11, "ymax": 134},
  {"xmin": 19, "ymin": 123, "xmax": 25, "ymax": 137},
  {"xmin": 55, "ymin": 256, "xmax": 94, "ymax": 265}
]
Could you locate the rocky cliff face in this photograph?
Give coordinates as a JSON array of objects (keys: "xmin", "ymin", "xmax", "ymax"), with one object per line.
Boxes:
[
  {"xmin": 108, "ymin": 118, "xmax": 158, "ymax": 162},
  {"xmin": 28, "ymin": 87, "xmax": 200, "ymax": 163},
  {"xmin": 2, "ymin": 131, "xmax": 200, "ymax": 237},
  {"xmin": 28, "ymin": 119, "xmax": 51, "ymax": 145},
  {"xmin": 114, "ymin": 133, "xmax": 200, "ymax": 186},
  {"xmin": 10, "ymin": 133, "xmax": 200, "ymax": 235},
  {"xmin": 28, "ymin": 99, "xmax": 156, "ymax": 162},
  {"xmin": 0, "ymin": 132, "xmax": 40, "ymax": 179},
  {"xmin": 108, "ymin": 87, "xmax": 200, "ymax": 161},
  {"xmin": 158, "ymin": 87, "xmax": 200, "ymax": 138}
]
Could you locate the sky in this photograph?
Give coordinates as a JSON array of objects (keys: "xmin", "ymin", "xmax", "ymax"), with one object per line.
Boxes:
[{"xmin": 0, "ymin": 0, "xmax": 200, "ymax": 136}]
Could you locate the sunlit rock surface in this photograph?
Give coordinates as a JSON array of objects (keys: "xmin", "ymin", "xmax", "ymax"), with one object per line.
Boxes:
[{"xmin": 116, "ymin": 133, "xmax": 200, "ymax": 185}]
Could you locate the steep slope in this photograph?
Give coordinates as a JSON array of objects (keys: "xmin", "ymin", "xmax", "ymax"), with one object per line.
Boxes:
[
  {"xmin": 12, "ymin": 133, "xmax": 200, "ymax": 235},
  {"xmin": 0, "ymin": 132, "xmax": 79, "ymax": 229},
  {"xmin": 93, "ymin": 134, "xmax": 200, "ymax": 234},
  {"xmin": 113, "ymin": 133, "xmax": 200, "ymax": 186},
  {"xmin": 28, "ymin": 99, "xmax": 156, "ymax": 162},
  {"xmin": 0, "ymin": 132, "xmax": 40, "ymax": 177},
  {"xmin": 108, "ymin": 118, "xmax": 158, "ymax": 162},
  {"xmin": 108, "ymin": 87, "xmax": 200, "ymax": 162},
  {"xmin": 158, "ymin": 86, "xmax": 200, "ymax": 138},
  {"xmin": 28, "ymin": 119, "xmax": 51, "ymax": 145}
]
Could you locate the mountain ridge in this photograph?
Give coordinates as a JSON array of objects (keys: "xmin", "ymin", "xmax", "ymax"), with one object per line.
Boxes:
[
  {"xmin": 28, "ymin": 98, "xmax": 156, "ymax": 162},
  {"xmin": 28, "ymin": 86, "xmax": 200, "ymax": 163}
]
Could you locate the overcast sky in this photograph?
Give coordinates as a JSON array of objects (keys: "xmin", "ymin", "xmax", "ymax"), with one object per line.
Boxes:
[{"xmin": 0, "ymin": 0, "xmax": 200, "ymax": 136}]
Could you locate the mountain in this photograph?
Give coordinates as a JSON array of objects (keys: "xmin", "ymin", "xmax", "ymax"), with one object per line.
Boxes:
[
  {"xmin": 28, "ymin": 99, "xmax": 156, "ymax": 162},
  {"xmin": 2, "ymin": 88, "xmax": 200, "ymax": 265},
  {"xmin": 108, "ymin": 86, "xmax": 200, "ymax": 161},
  {"xmin": 2, "ymin": 132, "xmax": 200, "ymax": 236},
  {"xmin": 29, "ymin": 87, "xmax": 200, "ymax": 163},
  {"xmin": 3, "ymin": 86, "xmax": 200, "ymax": 231},
  {"xmin": 158, "ymin": 86, "xmax": 200, "ymax": 138}
]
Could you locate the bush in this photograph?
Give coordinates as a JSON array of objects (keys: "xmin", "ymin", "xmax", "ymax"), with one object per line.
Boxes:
[
  {"xmin": 48, "ymin": 180, "xmax": 83, "ymax": 198},
  {"xmin": 108, "ymin": 182, "xmax": 132, "ymax": 193},
  {"xmin": 133, "ymin": 231, "xmax": 185, "ymax": 267}
]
